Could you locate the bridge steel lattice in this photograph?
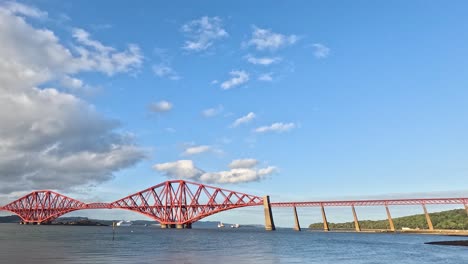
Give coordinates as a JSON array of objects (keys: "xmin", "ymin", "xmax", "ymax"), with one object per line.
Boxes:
[
  {"xmin": 271, "ymin": 198, "xmax": 468, "ymax": 232},
  {"xmin": 0, "ymin": 191, "xmax": 90, "ymax": 224},
  {"xmin": 0, "ymin": 180, "xmax": 264, "ymax": 227},
  {"xmin": 0, "ymin": 180, "xmax": 467, "ymax": 231},
  {"xmin": 110, "ymin": 180, "xmax": 263, "ymax": 228}
]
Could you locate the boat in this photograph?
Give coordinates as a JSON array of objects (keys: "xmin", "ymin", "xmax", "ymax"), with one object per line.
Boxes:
[
  {"xmin": 231, "ymin": 224, "xmax": 240, "ymax": 228},
  {"xmin": 116, "ymin": 220, "xmax": 133, "ymax": 227},
  {"xmin": 217, "ymin": 222, "xmax": 225, "ymax": 228}
]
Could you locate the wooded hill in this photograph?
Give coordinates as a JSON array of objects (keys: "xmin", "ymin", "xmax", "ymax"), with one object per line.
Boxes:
[{"xmin": 309, "ymin": 209, "xmax": 468, "ymax": 230}]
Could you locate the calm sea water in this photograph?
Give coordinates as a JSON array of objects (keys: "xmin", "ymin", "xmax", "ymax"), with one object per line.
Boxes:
[{"xmin": 0, "ymin": 224, "xmax": 467, "ymax": 263}]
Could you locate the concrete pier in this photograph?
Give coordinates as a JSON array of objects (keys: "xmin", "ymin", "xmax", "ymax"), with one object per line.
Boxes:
[
  {"xmin": 263, "ymin": 195, "xmax": 276, "ymax": 231},
  {"xmin": 320, "ymin": 204, "xmax": 329, "ymax": 231},
  {"xmin": 385, "ymin": 205, "xmax": 395, "ymax": 232},
  {"xmin": 422, "ymin": 204, "xmax": 434, "ymax": 231},
  {"xmin": 351, "ymin": 205, "xmax": 361, "ymax": 232},
  {"xmin": 293, "ymin": 206, "xmax": 301, "ymax": 231},
  {"xmin": 160, "ymin": 223, "xmax": 191, "ymax": 229}
]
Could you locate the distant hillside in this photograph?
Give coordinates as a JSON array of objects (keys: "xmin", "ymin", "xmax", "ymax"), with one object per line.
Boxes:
[
  {"xmin": 0, "ymin": 215, "xmax": 237, "ymax": 228},
  {"xmin": 0, "ymin": 215, "xmax": 21, "ymax": 223},
  {"xmin": 309, "ymin": 209, "xmax": 468, "ymax": 230}
]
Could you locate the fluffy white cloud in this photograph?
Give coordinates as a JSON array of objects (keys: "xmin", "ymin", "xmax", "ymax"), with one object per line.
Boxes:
[
  {"xmin": 202, "ymin": 105, "xmax": 223, "ymax": 117},
  {"xmin": 153, "ymin": 159, "xmax": 276, "ymax": 184},
  {"xmin": 182, "ymin": 145, "xmax": 212, "ymax": 156},
  {"xmin": 229, "ymin": 159, "xmax": 258, "ymax": 169},
  {"xmin": 255, "ymin": 122, "xmax": 296, "ymax": 133},
  {"xmin": 1, "ymin": 1, "xmax": 47, "ymax": 18},
  {"xmin": 71, "ymin": 28, "xmax": 143, "ymax": 76},
  {"xmin": 181, "ymin": 16, "xmax": 228, "ymax": 52},
  {"xmin": 0, "ymin": 4, "xmax": 146, "ymax": 194},
  {"xmin": 221, "ymin": 70, "xmax": 249, "ymax": 90},
  {"xmin": 149, "ymin": 100, "xmax": 173, "ymax": 112},
  {"xmin": 247, "ymin": 26, "xmax": 298, "ymax": 51},
  {"xmin": 245, "ymin": 54, "xmax": 281, "ymax": 65},
  {"xmin": 60, "ymin": 75, "xmax": 86, "ymax": 90},
  {"xmin": 312, "ymin": 43, "xmax": 330, "ymax": 58},
  {"xmin": 0, "ymin": 5, "xmax": 142, "ymax": 91},
  {"xmin": 232, "ymin": 112, "xmax": 256, "ymax": 127},
  {"xmin": 258, "ymin": 73, "xmax": 273, "ymax": 82},
  {"xmin": 153, "ymin": 160, "xmax": 203, "ymax": 179},
  {"xmin": 152, "ymin": 64, "xmax": 180, "ymax": 80}
]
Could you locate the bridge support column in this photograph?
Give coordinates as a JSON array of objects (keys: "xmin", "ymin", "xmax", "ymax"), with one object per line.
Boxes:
[
  {"xmin": 320, "ymin": 204, "xmax": 329, "ymax": 231},
  {"xmin": 185, "ymin": 223, "xmax": 192, "ymax": 229},
  {"xmin": 422, "ymin": 204, "xmax": 434, "ymax": 231},
  {"xmin": 160, "ymin": 224, "xmax": 167, "ymax": 229},
  {"xmin": 351, "ymin": 205, "xmax": 361, "ymax": 232},
  {"xmin": 176, "ymin": 224, "xmax": 184, "ymax": 229},
  {"xmin": 385, "ymin": 205, "xmax": 395, "ymax": 232},
  {"xmin": 263, "ymin": 195, "xmax": 275, "ymax": 231},
  {"xmin": 293, "ymin": 206, "xmax": 301, "ymax": 231}
]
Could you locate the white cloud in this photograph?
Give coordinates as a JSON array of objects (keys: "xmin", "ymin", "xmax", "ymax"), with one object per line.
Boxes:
[
  {"xmin": 247, "ymin": 26, "xmax": 298, "ymax": 51},
  {"xmin": 149, "ymin": 100, "xmax": 173, "ymax": 112},
  {"xmin": 71, "ymin": 28, "xmax": 143, "ymax": 75},
  {"xmin": 254, "ymin": 122, "xmax": 296, "ymax": 133},
  {"xmin": 202, "ymin": 105, "xmax": 223, "ymax": 117},
  {"xmin": 0, "ymin": 5, "xmax": 142, "ymax": 90},
  {"xmin": 258, "ymin": 73, "xmax": 273, "ymax": 82},
  {"xmin": 60, "ymin": 75, "xmax": 85, "ymax": 90},
  {"xmin": 181, "ymin": 16, "xmax": 228, "ymax": 52},
  {"xmin": 1, "ymin": 1, "xmax": 47, "ymax": 18},
  {"xmin": 232, "ymin": 112, "xmax": 256, "ymax": 127},
  {"xmin": 153, "ymin": 159, "xmax": 276, "ymax": 184},
  {"xmin": 152, "ymin": 64, "xmax": 180, "ymax": 80},
  {"xmin": 229, "ymin": 159, "xmax": 258, "ymax": 169},
  {"xmin": 258, "ymin": 166, "xmax": 277, "ymax": 176},
  {"xmin": 245, "ymin": 54, "xmax": 281, "ymax": 65},
  {"xmin": 182, "ymin": 145, "xmax": 212, "ymax": 156},
  {"xmin": 0, "ymin": 5, "xmax": 146, "ymax": 194},
  {"xmin": 221, "ymin": 70, "xmax": 249, "ymax": 90},
  {"xmin": 152, "ymin": 48, "xmax": 180, "ymax": 80},
  {"xmin": 153, "ymin": 160, "xmax": 203, "ymax": 179},
  {"xmin": 312, "ymin": 43, "xmax": 330, "ymax": 58}
]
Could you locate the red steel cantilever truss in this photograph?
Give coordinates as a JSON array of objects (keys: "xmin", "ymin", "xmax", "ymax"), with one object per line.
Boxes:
[
  {"xmin": 110, "ymin": 180, "xmax": 263, "ymax": 225},
  {"xmin": 1, "ymin": 190, "xmax": 89, "ymax": 224},
  {"xmin": 0, "ymin": 180, "xmax": 263, "ymax": 225},
  {"xmin": 270, "ymin": 197, "xmax": 468, "ymax": 207},
  {"xmin": 0, "ymin": 180, "xmax": 466, "ymax": 226}
]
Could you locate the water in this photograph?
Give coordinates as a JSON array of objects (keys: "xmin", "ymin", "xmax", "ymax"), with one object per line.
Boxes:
[{"xmin": 0, "ymin": 224, "xmax": 467, "ymax": 264}]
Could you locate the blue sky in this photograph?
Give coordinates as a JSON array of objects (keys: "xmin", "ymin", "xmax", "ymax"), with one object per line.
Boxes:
[{"xmin": 0, "ymin": 1, "xmax": 468, "ymax": 226}]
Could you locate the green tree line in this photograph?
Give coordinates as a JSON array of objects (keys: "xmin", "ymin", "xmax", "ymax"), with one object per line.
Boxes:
[{"xmin": 309, "ymin": 209, "xmax": 468, "ymax": 230}]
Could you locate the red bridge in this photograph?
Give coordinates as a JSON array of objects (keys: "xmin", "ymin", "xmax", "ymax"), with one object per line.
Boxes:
[
  {"xmin": 0, "ymin": 180, "xmax": 263, "ymax": 228},
  {"xmin": 0, "ymin": 180, "xmax": 467, "ymax": 231}
]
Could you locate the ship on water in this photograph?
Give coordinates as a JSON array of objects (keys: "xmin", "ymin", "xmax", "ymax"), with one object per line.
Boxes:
[{"xmin": 116, "ymin": 220, "xmax": 133, "ymax": 227}]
